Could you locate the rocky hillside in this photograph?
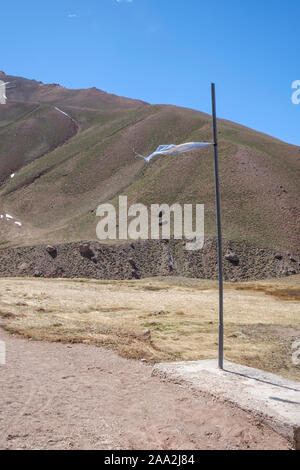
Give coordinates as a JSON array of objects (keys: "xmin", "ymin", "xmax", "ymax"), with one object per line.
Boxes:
[
  {"xmin": 0, "ymin": 72, "xmax": 299, "ymax": 265},
  {"xmin": 0, "ymin": 239, "xmax": 299, "ymax": 282}
]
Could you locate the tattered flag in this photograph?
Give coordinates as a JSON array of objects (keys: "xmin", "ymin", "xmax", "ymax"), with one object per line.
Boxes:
[{"xmin": 135, "ymin": 142, "xmax": 213, "ymax": 163}]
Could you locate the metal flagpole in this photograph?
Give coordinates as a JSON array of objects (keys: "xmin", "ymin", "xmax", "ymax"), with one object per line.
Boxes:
[{"xmin": 211, "ymin": 83, "xmax": 224, "ymax": 370}]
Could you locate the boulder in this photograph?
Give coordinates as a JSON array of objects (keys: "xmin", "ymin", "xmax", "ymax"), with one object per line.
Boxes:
[
  {"xmin": 225, "ymin": 252, "xmax": 239, "ymax": 265},
  {"xmin": 131, "ymin": 269, "xmax": 140, "ymax": 280},
  {"xmin": 46, "ymin": 245, "xmax": 57, "ymax": 257},
  {"xmin": 128, "ymin": 257, "xmax": 137, "ymax": 268},
  {"xmin": 79, "ymin": 243, "xmax": 94, "ymax": 260}
]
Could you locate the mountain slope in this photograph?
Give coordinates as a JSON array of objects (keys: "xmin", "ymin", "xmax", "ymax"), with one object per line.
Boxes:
[{"xmin": 0, "ymin": 72, "xmax": 299, "ymax": 254}]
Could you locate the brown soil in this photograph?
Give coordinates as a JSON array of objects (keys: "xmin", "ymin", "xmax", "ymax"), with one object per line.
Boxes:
[
  {"xmin": 0, "ymin": 329, "xmax": 290, "ymax": 450},
  {"xmin": 0, "ymin": 238, "xmax": 298, "ymax": 281}
]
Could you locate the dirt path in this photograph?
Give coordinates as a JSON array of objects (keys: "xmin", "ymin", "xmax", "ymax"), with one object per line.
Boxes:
[{"xmin": 0, "ymin": 329, "xmax": 289, "ymax": 450}]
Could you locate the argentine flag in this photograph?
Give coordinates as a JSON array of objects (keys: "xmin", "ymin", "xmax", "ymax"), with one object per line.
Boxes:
[{"xmin": 135, "ymin": 142, "xmax": 213, "ymax": 163}]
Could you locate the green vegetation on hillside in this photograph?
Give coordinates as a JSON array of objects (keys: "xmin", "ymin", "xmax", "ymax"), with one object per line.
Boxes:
[{"xmin": 0, "ymin": 73, "xmax": 299, "ymax": 252}]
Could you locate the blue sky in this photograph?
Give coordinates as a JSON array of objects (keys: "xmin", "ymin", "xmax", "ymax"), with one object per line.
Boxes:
[{"xmin": 2, "ymin": 0, "xmax": 299, "ymax": 145}]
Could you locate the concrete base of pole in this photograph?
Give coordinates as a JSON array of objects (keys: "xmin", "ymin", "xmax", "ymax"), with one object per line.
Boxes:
[{"xmin": 152, "ymin": 360, "xmax": 300, "ymax": 449}]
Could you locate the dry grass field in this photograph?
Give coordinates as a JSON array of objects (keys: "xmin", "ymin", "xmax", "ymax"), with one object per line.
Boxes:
[{"xmin": 0, "ymin": 275, "xmax": 299, "ymax": 381}]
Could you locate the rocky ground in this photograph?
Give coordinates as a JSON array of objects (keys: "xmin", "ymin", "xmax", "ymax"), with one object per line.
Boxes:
[{"xmin": 0, "ymin": 238, "xmax": 299, "ymax": 281}]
